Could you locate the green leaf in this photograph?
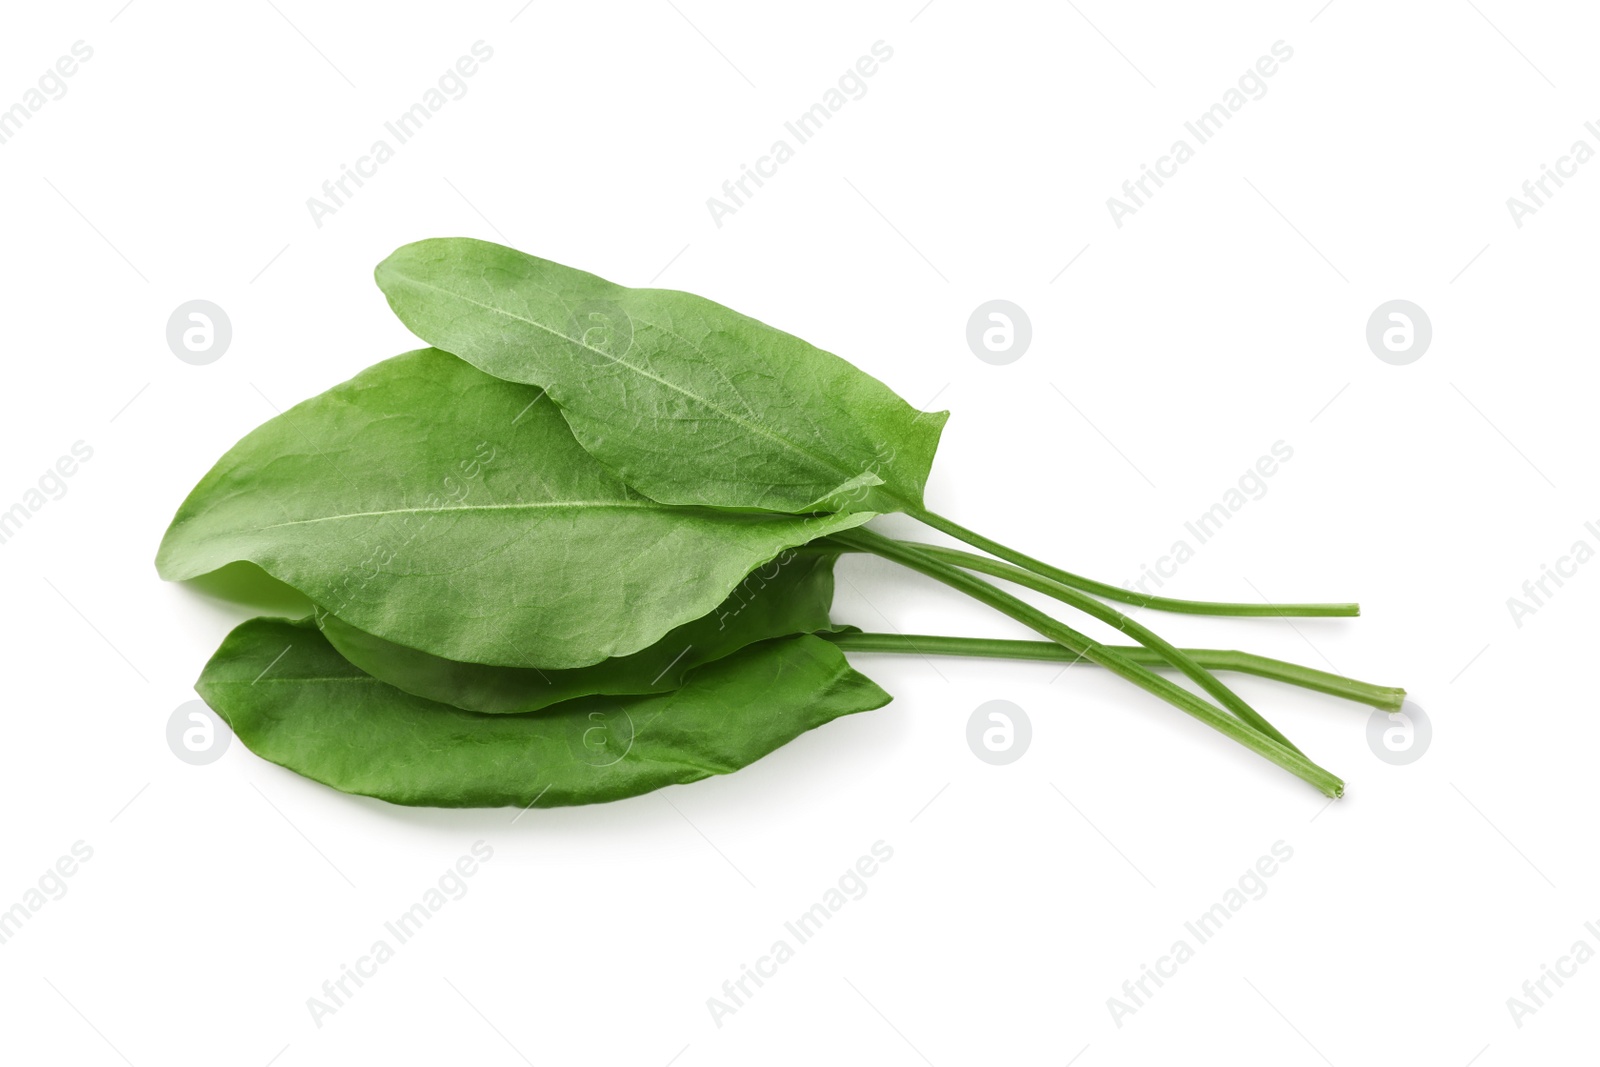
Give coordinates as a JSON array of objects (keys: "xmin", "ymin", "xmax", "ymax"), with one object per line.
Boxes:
[
  {"xmin": 318, "ymin": 546, "xmax": 844, "ymax": 713},
  {"xmin": 197, "ymin": 618, "xmax": 891, "ymax": 808},
  {"xmin": 375, "ymin": 238, "xmax": 948, "ymax": 515},
  {"xmin": 156, "ymin": 348, "xmax": 870, "ymax": 669}
]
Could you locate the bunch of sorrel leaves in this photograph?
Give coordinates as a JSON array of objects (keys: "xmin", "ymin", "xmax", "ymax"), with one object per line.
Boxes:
[{"xmin": 157, "ymin": 238, "xmax": 1403, "ymax": 808}]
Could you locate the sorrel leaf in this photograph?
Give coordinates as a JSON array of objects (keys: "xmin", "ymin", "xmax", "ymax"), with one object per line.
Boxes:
[
  {"xmin": 197, "ymin": 618, "xmax": 891, "ymax": 808},
  {"xmin": 375, "ymin": 238, "xmax": 948, "ymax": 515},
  {"xmin": 317, "ymin": 546, "xmax": 843, "ymax": 713},
  {"xmin": 156, "ymin": 348, "xmax": 869, "ymax": 669}
]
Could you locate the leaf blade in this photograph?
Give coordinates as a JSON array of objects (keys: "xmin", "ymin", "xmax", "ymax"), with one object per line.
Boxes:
[
  {"xmin": 375, "ymin": 238, "xmax": 948, "ymax": 515},
  {"xmin": 156, "ymin": 348, "xmax": 869, "ymax": 668},
  {"xmin": 198, "ymin": 618, "xmax": 891, "ymax": 808}
]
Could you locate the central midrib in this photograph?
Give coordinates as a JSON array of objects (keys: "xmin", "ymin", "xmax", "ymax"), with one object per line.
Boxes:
[
  {"xmin": 262, "ymin": 500, "xmax": 658, "ymax": 530},
  {"xmin": 396, "ymin": 275, "xmax": 877, "ymax": 501}
]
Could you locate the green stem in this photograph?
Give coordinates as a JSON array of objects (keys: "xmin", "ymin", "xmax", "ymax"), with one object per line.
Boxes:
[
  {"xmin": 883, "ymin": 538, "xmax": 1303, "ymax": 753},
  {"xmin": 833, "ymin": 530, "xmax": 1344, "ymax": 797},
  {"xmin": 910, "ymin": 508, "xmax": 1359, "ymax": 618},
  {"xmin": 825, "ymin": 632, "xmax": 1405, "ymax": 713}
]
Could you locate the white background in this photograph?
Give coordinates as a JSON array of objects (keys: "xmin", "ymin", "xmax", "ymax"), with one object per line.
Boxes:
[{"xmin": 1, "ymin": 1, "xmax": 1595, "ymax": 1063}]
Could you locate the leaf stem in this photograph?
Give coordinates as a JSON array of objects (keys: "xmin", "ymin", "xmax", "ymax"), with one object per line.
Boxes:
[
  {"xmin": 909, "ymin": 508, "xmax": 1359, "ymax": 618},
  {"xmin": 833, "ymin": 530, "xmax": 1344, "ymax": 797},
  {"xmin": 878, "ymin": 538, "xmax": 1304, "ymax": 753},
  {"xmin": 824, "ymin": 632, "xmax": 1405, "ymax": 713}
]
